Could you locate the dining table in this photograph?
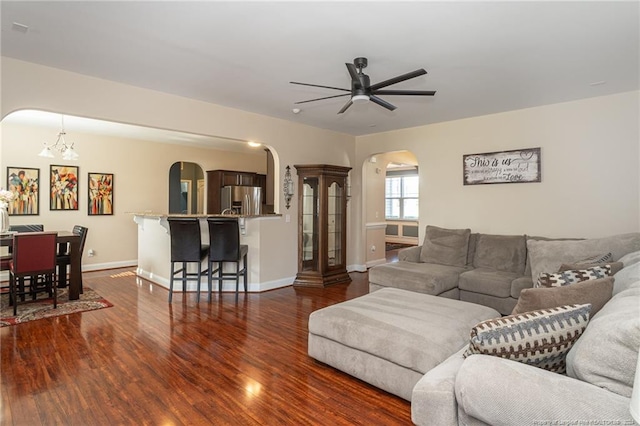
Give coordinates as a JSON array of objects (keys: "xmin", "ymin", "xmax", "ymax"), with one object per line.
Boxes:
[{"xmin": 1, "ymin": 231, "xmax": 82, "ymax": 300}]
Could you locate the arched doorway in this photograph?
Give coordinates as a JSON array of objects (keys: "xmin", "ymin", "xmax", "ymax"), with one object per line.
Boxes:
[{"xmin": 362, "ymin": 150, "xmax": 419, "ymax": 268}]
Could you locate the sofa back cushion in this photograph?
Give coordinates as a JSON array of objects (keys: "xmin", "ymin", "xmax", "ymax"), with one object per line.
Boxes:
[
  {"xmin": 524, "ymin": 236, "xmax": 583, "ymax": 276},
  {"xmin": 527, "ymin": 233, "xmax": 640, "ymax": 281},
  {"xmin": 613, "ymin": 251, "xmax": 640, "ymax": 295},
  {"xmin": 473, "ymin": 234, "xmax": 526, "ymax": 274},
  {"xmin": 420, "ymin": 225, "xmax": 471, "ymax": 267},
  {"xmin": 566, "ymin": 280, "xmax": 640, "ymax": 398}
]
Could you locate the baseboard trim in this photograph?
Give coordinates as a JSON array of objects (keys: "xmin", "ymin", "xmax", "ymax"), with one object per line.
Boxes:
[
  {"xmin": 348, "ymin": 264, "xmax": 368, "ymax": 273},
  {"xmin": 365, "ymin": 258, "xmax": 387, "ymax": 269},
  {"xmin": 84, "ymin": 260, "xmax": 138, "ymax": 272}
]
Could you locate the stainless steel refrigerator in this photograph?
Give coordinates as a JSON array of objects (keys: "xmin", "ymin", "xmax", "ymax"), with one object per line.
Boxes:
[{"xmin": 220, "ymin": 186, "xmax": 262, "ymax": 215}]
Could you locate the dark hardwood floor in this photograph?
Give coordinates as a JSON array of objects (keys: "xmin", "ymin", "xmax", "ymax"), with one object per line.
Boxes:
[{"xmin": 1, "ymin": 258, "xmax": 411, "ymax": 425}]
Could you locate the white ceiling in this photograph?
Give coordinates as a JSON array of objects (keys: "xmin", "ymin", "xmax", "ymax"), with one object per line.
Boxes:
[{"xmin": 1, "ymin": 1, "xmax": 638, "ymax": 138}]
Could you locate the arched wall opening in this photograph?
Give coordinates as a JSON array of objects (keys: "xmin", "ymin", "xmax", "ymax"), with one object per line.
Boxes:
[
  {"xmin": 0, "ymin": 109, "xmax": 282, "ymax": 273},
  {"xmin": 361, "ymin": 150, "xmax": 419, "ymax": 269}
]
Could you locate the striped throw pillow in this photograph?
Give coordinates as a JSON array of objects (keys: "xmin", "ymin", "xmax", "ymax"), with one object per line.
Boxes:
[{"xmin": 464, "ymin": 304, "xmax": 591, "ymax": 373}]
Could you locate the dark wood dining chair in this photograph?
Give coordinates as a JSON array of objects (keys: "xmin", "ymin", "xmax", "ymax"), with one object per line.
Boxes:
[
  {"xmin": 9, "ymin": 232, "xmax": 58, "ymax": 316},
  {"xmin": 206, "ymin": 217, "xmax": 248, "ymax": 301},
  {"xmin": 167, "ymin": 218, "xmax": 209, "ymax": 303},
  {"xmin": 56, "ymin": 225, "xmax": 88, "ymax": 291}
]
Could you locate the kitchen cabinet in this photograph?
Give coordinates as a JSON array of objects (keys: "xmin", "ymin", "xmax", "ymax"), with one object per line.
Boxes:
[
  {"xmin": 293, "ymin": 164, "xmax": 351, "ymax": 287},
  {"xmin": 207, "ymin": 170, "xmax": 262, "ymax": 213}
]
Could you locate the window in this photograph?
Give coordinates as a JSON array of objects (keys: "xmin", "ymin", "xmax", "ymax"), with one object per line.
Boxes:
[{"xmin": 385, "ymin": 171, "xmax": 418, "ymax": 219}]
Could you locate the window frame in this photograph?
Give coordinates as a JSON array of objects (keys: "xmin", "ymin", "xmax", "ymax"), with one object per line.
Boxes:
[{"xmin": 385, "ymin": 168, "xmax": 419, "ymax": 220}]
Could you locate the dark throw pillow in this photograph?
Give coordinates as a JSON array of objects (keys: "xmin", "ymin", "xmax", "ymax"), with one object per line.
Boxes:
[{"xmin": 512, "ymin": 277, "xmax": 613, "ymax": 316}]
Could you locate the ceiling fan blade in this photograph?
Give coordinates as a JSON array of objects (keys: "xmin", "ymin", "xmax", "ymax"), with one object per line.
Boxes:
[
  {"xmin": 369, "ymin": 69, "xmax": 427, "ymax": 91},
  {"xmin": 370, "ymin": 95, "xmax": 397, "ymax": 111},
  {"xmin": 345, "ymin": 63, "xmax": 361, "ymax": 88},
  {"xmin": 373, "ymin": 89, "xmax": 436, "ymax": 96},
  {"xmin": 295, "ymin": 93, "xmax": 351, "ymax": 104},
  {"xmin": 337, "ymin": 99, "xmax": 353, "ymax": 114},
  {"xmin": 290, "ymin": 81, "xmax": 350, "ymax": 92}
]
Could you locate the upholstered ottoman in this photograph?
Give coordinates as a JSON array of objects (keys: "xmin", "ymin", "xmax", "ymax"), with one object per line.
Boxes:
[{"xmin": 308, "ymin": 288, "xmax": 499, "ymax": 401}]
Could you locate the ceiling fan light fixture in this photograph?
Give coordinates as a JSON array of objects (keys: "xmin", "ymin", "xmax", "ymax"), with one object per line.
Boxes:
[{"xmin": 352, "ymin": 94, "xmax": 370, "ymax": 104}]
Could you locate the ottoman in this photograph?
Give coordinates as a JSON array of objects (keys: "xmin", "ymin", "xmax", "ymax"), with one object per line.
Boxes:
[{"xmin": 308, "ymin": 288, "xmax": 499, "ymax": 401}]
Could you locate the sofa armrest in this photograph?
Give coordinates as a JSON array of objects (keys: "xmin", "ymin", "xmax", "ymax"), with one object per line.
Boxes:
[
  {"xmin": 398, "ymin": 245, "xmax": 422, "ymax": 262},
  {"xmin": 455, "ymin": 355, "xmax": 634, "ymax": 426},
  {"xmin": 411, "ymin": 347, "xmax": 466, "ymax": 426}
]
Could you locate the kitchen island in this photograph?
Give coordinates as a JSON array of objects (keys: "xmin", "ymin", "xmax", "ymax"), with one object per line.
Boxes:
[{"xmin": 133, "ymin": 213, "xmax": 296, "ymax": 293}]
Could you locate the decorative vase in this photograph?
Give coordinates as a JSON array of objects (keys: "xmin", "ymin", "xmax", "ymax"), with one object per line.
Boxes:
[{"xmin": 0, "ymin": 205, "xmax": 9, "ymax": 233}]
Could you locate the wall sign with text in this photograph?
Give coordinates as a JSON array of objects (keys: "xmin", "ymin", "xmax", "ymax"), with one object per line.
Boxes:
[{"xmin": 463, "ymin": 148, "xmax": 541, "ymax": 185}]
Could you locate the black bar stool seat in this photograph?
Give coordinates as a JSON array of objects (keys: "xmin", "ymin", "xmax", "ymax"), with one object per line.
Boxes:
[
  {"xmin": 167, "ymin": 217, "xmax": 209, "ymax": 302},
  {"xmin": 207, "ymin": 217, "xmax": 248, "ymax": 301}
]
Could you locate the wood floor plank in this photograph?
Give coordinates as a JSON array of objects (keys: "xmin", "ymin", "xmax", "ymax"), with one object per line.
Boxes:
[{"xmin": 1, "ymin": 264, "xmax": 412, "ymax": 425}]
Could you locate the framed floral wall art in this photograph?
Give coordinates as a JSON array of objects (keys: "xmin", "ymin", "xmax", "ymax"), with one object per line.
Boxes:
[
  {"xmin": 50, "ymin": 165, "xmax": 79, "ymax": 211},
  {"xmin": 6, "ymin": 167, "xmax": 40, "ymax": 215},
  {"xmin": 88, "ymin": 172, "xmax": 114, "ymax": 215}
]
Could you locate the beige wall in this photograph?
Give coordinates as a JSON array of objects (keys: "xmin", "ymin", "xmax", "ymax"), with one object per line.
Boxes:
[
  {"xmin": 0, "ymin": 122, "xmax": 268, "ymax": 269},
  {"xmin": 1, "ymin": 58, "xmax": 361, "ymax": 275},
  {"xmin": 2, "ymin": 57, "xmax": 638, "ymax": 276},
  {"xmin": 356, "ymin": 91, "xmax": 640, "ymax": 241}
]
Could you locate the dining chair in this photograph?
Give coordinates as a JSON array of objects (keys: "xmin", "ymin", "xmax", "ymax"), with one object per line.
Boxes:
[
  {"xmin": 9, "ymin": 232, "xmax": 58, "ymax": 316},
  {"xmin": 167, "ymin": 217, "xmax": 209, "ymax": 303},
  {"xmin": 56, "ymin": 225, "xmax": 88, "ymax": 291},
  {"xmin": 206, "ymin": 217, "xmax": 248, "ymax": 301},
  {"xmin": 2, "ymin": 224, "xmax": 45, "ymax": 300}
]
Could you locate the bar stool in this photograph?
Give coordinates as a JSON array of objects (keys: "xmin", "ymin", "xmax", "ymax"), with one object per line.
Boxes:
[
  {"xmin": 167, "ymin": 217, "xmax": 208, "ymax": 303},
  {"xmin": 207, "ymin": 217, "xmax": 248, "ymax": 301}
]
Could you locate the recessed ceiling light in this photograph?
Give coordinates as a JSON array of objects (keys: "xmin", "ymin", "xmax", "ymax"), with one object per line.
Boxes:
[
  {"xmin": 292, "ymin": 108, "xmax": 301, "ymax": 114},
  {"xmin": 589, "ymin": 81, "xmax": 606, "ymax": 86},
  {"xmin": 247, "ymin": 141, "xmax": 261, "ymax": 148}
]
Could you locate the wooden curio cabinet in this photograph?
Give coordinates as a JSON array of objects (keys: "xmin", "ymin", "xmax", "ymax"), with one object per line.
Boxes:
[{"xmin": 293, "ymin": 164, "xmax": 352, "ymax": 287}]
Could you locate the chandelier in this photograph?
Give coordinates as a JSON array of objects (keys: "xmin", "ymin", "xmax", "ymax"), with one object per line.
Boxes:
[{"xmin": 38, "ymin": 115, "xmax": 79, "ymax": 160}]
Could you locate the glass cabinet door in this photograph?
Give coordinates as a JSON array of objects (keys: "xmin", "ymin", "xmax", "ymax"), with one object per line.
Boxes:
[
  {"xmin": 294, "ymin": 164, "xmax": 351, "ymax": 287},
  {"xmin": 327, "ymin": 181, "xmax": 343, "ymax": 267},
  {"xmin": 301, "ymin": 177, "xmax": 319, "ymax": 271}
]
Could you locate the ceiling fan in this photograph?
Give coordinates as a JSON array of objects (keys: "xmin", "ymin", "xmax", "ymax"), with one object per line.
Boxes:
[{"xmin": 290, "ymin": 57, "xmax": 436, "ymax": 114}]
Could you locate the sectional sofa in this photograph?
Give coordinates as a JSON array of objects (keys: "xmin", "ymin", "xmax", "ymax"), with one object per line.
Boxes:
[
  {"xmin": 369, "ymin": 226, "xmax": 636, "ymax": 315},
  {"xmin": 308, "ymin": 230, "xmax": 640, "ymax": 425}
]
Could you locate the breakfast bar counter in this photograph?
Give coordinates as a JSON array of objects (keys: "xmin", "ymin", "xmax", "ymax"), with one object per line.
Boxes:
[{"xmin": 133, "ymin": 213, "xmax": 296, "ymax": 293}]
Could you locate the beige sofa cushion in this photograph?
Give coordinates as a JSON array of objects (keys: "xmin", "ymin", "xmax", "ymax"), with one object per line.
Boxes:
[
  {"xmin": 420, "ymin": 225, "xmax": 471, "ymax": 267},
  {"xmin": 473, "ymin": 234, "xmax": 527, "ymax": 274},
  {"xmin": 369, "ymin": 261, "xmax": 465, "ymax": 295},
  {"xmin": 566, "ymin": 280, "xmax": 640, "ymax": 398},
  {"xmin": 527, "ymin": 233, "xmax": 640, "ymax": 281},
  {"xmin": 511, "ymin": 276, "xmax": 533, "ymax": 298},
  {"xmin": 458, "ymin": 268, "xmax": 517, "ymax": 298}
]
